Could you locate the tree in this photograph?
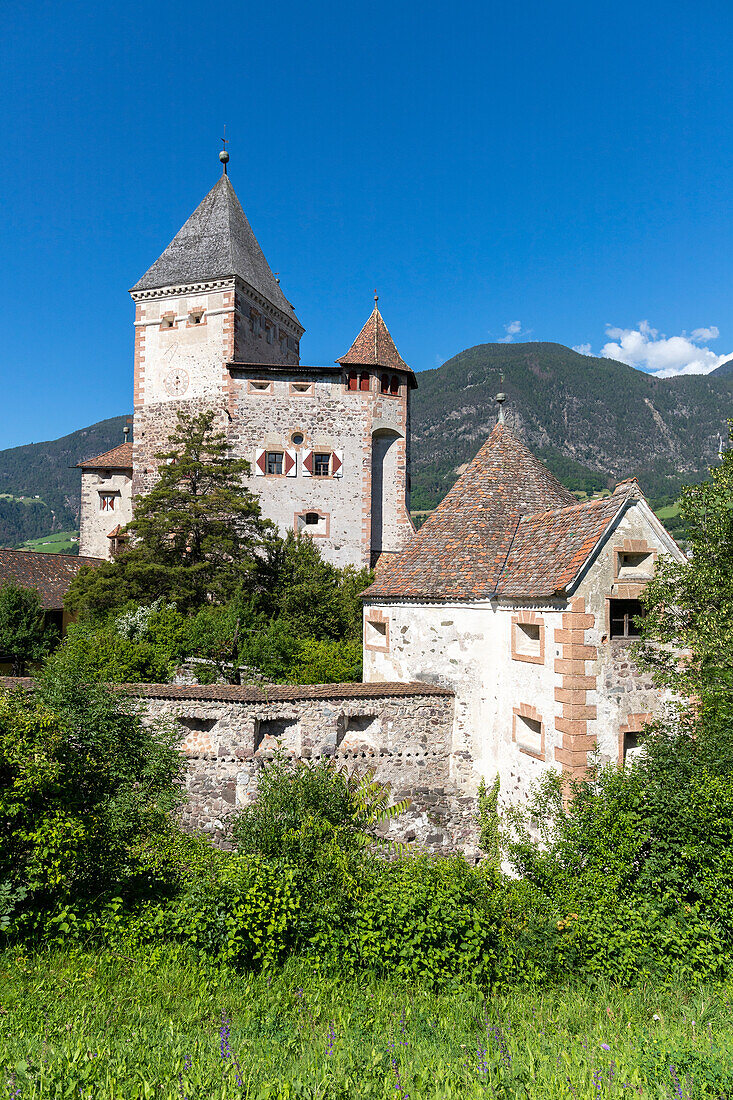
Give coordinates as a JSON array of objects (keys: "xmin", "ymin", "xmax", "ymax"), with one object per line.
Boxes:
[
  {"xmin": 637, "ymin": 428, "xmax": 733, "ymax": 730},
  {"xmin": 66, "ymin": 409, "xmax": 275, "ymax": 615},
  {"xmin": 0, "ymin": 583, "xmax": 58, "ymax": 676}
]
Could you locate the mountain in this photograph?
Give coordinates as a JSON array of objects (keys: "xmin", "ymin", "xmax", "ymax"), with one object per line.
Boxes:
[
  {"xmin": 711, "ymin": 357, "xmax": 733, "ymax": 377},
  {"xmin": 0, "ymin": 341, "xmax": 730, "ymax": 548},
  {"xmin": 410, "ymin": 342, "xmax": 733, "ymax": 510},
  {"xmin": 0, "ymin": 416, "xmax": 129, "ymax": 547}
]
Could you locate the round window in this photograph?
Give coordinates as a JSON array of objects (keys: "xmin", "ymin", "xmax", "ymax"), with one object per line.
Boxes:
[{"xmin": 291, "ymin": 432, "xmax": 304, "ymax": 445}]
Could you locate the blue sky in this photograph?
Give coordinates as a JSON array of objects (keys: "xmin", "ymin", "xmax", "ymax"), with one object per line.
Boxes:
[{"xmin": 2, "ymin": 0, "xmax": 732, "ymax": 449}]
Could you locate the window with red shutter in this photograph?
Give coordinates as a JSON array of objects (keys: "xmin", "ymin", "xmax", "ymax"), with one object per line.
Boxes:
[
  {"xmin": 380, "ymin": 373, "xmax": 390, "ymax": 394},
  {"xmin": 347, "ymin": 372, "xmax": 358, "ymax": 391},
  {"xmin": 390, "ymin": 374, "xmax": 399, "ymax": 395},
  {"xmin": 359, "ymin": 372, "xmax": 370, "ymax": 391}
]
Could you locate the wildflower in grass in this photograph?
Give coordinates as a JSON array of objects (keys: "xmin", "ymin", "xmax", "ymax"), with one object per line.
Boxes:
[
  {"xmin": 488, "ymin": 1025, "xmax": 511, "ymax": 1068},
  {"xmin": 601, "ymin": 1043, "xmax": 610, "ymax": 1051},
  {"xmin": 325, "ymin": 1021, "xmax": 336, "ymax": 1058},
  {"xmin": 391, "ymin": 1056, "xmax": 409, "ymax": 1100},
  {"xmin": 220, "ymin": 1012, "xmax": 232, "ymax": 1062},
  {"xmin": 219, "ymin": 1011, "xmax": 244, "ymax": 1088},
  {"xmin": 477, "ymin": 1043, "xmax": 488, "ymax": 1078}
]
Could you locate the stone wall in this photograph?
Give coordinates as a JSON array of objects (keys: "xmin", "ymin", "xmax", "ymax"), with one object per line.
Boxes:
[
  {"xmin": 128, "ymin": 680, "xmax": 474, "ymax": 854},
  {"xmin": 79, "ymin": 467, "xmax": 133, "ymax": 559}
]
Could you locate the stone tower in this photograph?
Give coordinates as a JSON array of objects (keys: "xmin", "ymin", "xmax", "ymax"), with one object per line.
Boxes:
[{"xmin": 80, "ymin": 166, "xmax": 416, "ymax": 568}]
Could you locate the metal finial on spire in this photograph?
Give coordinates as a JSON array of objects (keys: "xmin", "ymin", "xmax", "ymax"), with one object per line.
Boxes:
[
  {"xmin": 495, "ymin": 374, "xmax": 507, "ymax": 424},
  {"xmin": 219, "ymin": 126, "xmax": 230, "ymax": 174},
  {"xmin": 374, "ymin": 289, "xmax": 379, "ymax": 305}
]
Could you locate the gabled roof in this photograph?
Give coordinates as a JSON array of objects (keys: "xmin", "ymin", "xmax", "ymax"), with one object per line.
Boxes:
[
  {"xmin": 131, "ymin": 176, "xmax": 302, "ymax": 328},
  {"xmin": 337, "ymin": 302, "xmax": 415, "ymax": 380},
  {"xmin": 77, "ymin": 442, "xmax": 133, "ymax": 470},
  {"xmin": 363, "ymin": 424, "xmax": 578, "ymax": 601},
  {"xmin": 498, "ymin": 494, "xmax": 628, "ymax": 598},
  {"xmin": 0, "ymin": 550, "xmax": 103, "ymax": 609}
]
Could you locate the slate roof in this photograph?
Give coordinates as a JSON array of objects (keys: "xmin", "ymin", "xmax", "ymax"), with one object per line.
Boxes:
[
  {"xmin": 131, "ymin": 176, "xmax": 302, "ymax": 328},
  {"xmin": 77, "ymin": 442, "xmax": 133, "ymax": 470},
  {"xmin": 363, "ymin": 423, "xmax": 634, "ymax": 601},
  {"xmin": 337, "ymin": 303, "xmax": 415, "ymax": 380},
  {"xmin": 0, "ymin": 551, "xmax": 103, "ymax": 609}
]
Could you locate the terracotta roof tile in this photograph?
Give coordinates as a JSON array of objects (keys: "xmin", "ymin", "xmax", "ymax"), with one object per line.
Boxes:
[
  {"xmin": 337, "ymin": 304, "xmax": 415, "ymax": 379},
  {"xmin": 0, "ymin": 677, "xmax": 453, "ymax": 702},
  {"xmin": 0, "ymin": 550, "xmax": 103, "ymax": 609},
  {"xmin": 498, "ymin": 495, "xmax": 627, "ymax": 597},
  {"xmin": 363, "ymin": 423, "xmax": 577, "ymax": 601},
  {"xmin": 77, "ymin": 442, "xmax": 133, "ymax": 470}
]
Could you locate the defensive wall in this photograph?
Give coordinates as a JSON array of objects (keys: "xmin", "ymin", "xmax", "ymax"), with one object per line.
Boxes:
[{"xmin": 1, "ymin": 677, "xmax": 476, "ymax": 855}]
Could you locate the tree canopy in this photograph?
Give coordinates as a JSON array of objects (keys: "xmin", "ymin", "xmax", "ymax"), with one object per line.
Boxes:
[
  {"xmin": 0, "ymin": 583, "xmax": 58, "ymax": 676},
  {"xmin": 66, "ymin": 409, "xmax": 274, "ymax": 615}
]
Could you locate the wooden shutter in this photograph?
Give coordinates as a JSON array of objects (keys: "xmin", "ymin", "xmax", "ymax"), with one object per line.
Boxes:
[
  {"xmin": 285, "ymin": 449, "xmax": 297, "ymax": 476},
  {"xmin": 302, "ymin": 449, "xmax": 313, "ymax": 477},
  {"xmin": 255, "ymin": 448, "xmax": 267, "ymax": 476},
  {"xmin": 332, "ymin": 449, "xmax": 343, "ymax": 478}
]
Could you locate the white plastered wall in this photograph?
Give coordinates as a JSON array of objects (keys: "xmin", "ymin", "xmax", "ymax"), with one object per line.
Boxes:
[{"xmin": 79, "ymin": 469, "xmax": 133, "ymax": 559}]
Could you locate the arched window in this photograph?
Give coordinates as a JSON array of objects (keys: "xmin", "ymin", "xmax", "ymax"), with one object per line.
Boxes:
[
  {"xmin": 380, "ymin": 373, "xmax": 390, "ymax": 394},
  {"xmin": 359, "ymin": 372, "xmax": 370, "ymax": 391},
  {"xmin": 390, "ymin": 374, "xmax": 400, "ymax": 395}
]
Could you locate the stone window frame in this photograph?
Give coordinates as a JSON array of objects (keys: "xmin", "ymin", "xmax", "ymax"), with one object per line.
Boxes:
[
  {"xmin": 618, "ymin": 712, "xmax": 653, "ymax": 766},
  {"xmin": 613, "ymin": 539, "xmax": 657, "ymax": 583},
  {"xmin": 186, "ymin": 308, "xmax": 207, "ymax": 328},
  {"xmin": 99, "ymin": 491, "xmax": 119, "ymax": 513},
  {"xmin": 247, "ymin": 379, "xmax": 274, "ymax": 395},
  {"xmin": 159, "ymin": 311, "xmax": 177, "ymax": 331},
  {"xmin": 380, "ymin": 373, "xmax": 402, "ymax": 397},
  {"xmin": 294, "ymin": 509, "xmax": 330, "ymax": 538},
  {"xmin": 364, "ymin": 610, "xmax": 390, "ymax": 652},
  {"xmin": 512, "ymin": 702, "xmax": 545, "ymax": 760},
  {"xmin": 605, "ymin": 593, "xmax": 645, "ymax": 641},
  {"xmin": 289, "ymin": 380, "xmax": 314, "ymax": 397},
  {"xmin": 511, "ymin": 611, "xmax": 545, "ymax": 665}
]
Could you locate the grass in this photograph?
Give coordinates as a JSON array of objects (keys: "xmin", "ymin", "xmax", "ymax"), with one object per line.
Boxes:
[
  {"xmin": 2, "ymin": 948, "xmax": 733, "ymax": 1098},
  {"xmin": 19, "ymin": 530, "xmax": 78, "ymax": 554}
]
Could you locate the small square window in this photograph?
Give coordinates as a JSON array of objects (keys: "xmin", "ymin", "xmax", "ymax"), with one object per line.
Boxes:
[
  {"xmin": 305, "ymin": 512, "xmax": 319, "ymax": 525},
  {"xmin": 365, "ymin": 617, "xmax": 388, "ymax": 649},
  {"xmin": 161, "ymin": 316, "xmax": 175, "ymax": 329},
  {"xmin": 189, "ymin": 311, "xmax": 203, "ymax": 325},
  {"xmin": 515, "ymin": 713, "xmax": 543, "ymax": 757},
  {"xmin": 249, "ymin": 380, "xmax": 271, "ymax": 393},
  {"xmin": 267, "ymin": 451, "xmax": 284, "ymax": 475},
  {"xmin": 609, "ymin": 598, "xmax": 643, "ymax": 639},
  {"xmin": 313, "ymin": 452, "xmax": 331, "ymax": 477},
  {"xmin": 99, "ymin": 493, "xmax": 116, "ymax": 512},
  {"xmin": 617, "ymin": 551, "xmax": 653, "ymax": 578}
]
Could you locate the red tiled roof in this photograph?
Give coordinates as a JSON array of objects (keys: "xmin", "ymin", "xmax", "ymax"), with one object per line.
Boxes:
[
  {"xmin": 498, "ymin": 494, "xmax": 627, "ymax": 597},
  {"xmin": 0, "ymin": 677, "xmax": 453, "ymax": 702},
  {"xmin": 77, "ymin": 442, "xmax": 133, "ymax": 470},
  {"xmin": 362, "ymin": 423, "xmax": 613, "ymax": 601},
  {"xmin": 337, "ymin": 304, "xmax": 415, "ymax": 378},
  {"xmin": 0, "ymin": 550, "xmax": 103, "ymax": 609}
]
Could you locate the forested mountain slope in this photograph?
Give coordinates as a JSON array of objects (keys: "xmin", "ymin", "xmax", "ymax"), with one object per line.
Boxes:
[
  {"xmin": 410, "ymin": 342, "xmax": 732, "ymax": 509},
  {"xmin": 0, "ymin": 416, "xmax": 129, "ymax": 546}
]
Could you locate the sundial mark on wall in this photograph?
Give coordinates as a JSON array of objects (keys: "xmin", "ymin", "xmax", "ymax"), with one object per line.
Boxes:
[{"xmin": 164, "ymin": 368, "xmax": 190, "ymax": 397}]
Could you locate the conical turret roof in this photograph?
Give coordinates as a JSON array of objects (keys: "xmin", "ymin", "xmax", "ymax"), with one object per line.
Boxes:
[
  {"xmin": 363, "ymin": 423, "xmax": 580, "ymax": 600},
  {"xmin": 337, "ymin": 302, "xmax": 414, "ymax": 378},
  {"xmin": 131, "ymin": 176, "xmax": 301, "ymax": 327}
]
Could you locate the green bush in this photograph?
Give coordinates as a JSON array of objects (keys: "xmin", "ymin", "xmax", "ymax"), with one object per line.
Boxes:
[{"xmin": 0, "ymin": 664, "xmax": 183, "ymax": 929}]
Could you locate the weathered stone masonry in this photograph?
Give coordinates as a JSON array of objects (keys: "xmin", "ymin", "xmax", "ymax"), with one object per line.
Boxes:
[{"xmin": 127, "ymin": 680, "xmax": 478, "ymax": 853}]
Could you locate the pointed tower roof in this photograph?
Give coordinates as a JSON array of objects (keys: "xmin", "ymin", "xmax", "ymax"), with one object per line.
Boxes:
[
  {"xmin": 363, "ymin": 423, "xmax": 582, "ymax": 601},
  {"xmin": 131, "ymin": 175, "xmax": 302, "ymax": 327},
  {"xmin": 337, "ymin": 300, "xmax": 415, "ymax": 380}
]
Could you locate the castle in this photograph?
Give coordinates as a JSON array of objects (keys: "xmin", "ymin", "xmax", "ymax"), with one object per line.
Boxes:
[
  {"xmin": 69, "ymin": 157, "xmax": 686, "ymax": 847},
  {"xmin": 79, "ymin": 163, "xmax": 414, "ymax": 568}
]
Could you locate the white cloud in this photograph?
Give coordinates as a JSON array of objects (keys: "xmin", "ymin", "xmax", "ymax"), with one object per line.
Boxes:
[
  {"xmin": 599, "ymin": 320, "xmax": 731, "ymax": 378},
  {"xmin": 572, "ymin": 343, "xmax": 592, "ymax": 356},
  {"xmin": 497, "ymin": 320, "xmax": 526, "ymax": 344}
]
